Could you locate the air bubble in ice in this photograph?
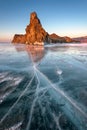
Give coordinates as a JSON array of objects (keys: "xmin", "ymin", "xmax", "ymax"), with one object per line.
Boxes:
[{"xmin": 57, "ymin": 70, "xmax": 62, "ymax": 75}]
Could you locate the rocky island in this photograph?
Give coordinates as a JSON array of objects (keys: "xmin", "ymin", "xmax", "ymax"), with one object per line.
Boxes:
[
  {"xmin": 12, "ymin": 12, "xmax": 74, "ymax": 45},
  {"xmin": 73, "ymin": 36, "xmax": 87, "ymax": 43}
]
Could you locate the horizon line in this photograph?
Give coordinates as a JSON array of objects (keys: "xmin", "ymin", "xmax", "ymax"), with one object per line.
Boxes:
[{"xmin": 0, "ymin": 35, "xmax": 87, "ymax": 43}]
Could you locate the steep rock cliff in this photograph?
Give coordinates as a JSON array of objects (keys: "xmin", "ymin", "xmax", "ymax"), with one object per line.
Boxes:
[{"xmin": 12, "ymin": 12, "xmax": 48, "ymax": 45}]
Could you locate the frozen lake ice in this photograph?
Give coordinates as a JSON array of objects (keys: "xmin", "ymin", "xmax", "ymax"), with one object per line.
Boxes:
[{"xmin": 0, "ymin": 42, "xmax": 87, "ymax": 130}]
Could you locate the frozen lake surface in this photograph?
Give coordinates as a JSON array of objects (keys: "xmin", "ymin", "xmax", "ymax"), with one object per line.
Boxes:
[{"xmin": 0, "ymin": 43, "xmax": 87, "ymax": 130}]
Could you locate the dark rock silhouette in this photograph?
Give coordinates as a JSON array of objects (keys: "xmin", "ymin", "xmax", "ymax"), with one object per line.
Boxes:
[
  {"xmin": 73, "ymin": 36, "xmax": 87, "ymax": 43},
  {"xmin": 12, "ymin": 12, "xmax": 74, "ymax": 45}
]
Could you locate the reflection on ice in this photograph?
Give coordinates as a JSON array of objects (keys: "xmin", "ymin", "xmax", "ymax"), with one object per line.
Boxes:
[
  {"xmin": 15, "ymin": 45, "xmax": 45, "ymax": 63},
  {"xmin": 0, "ymin": 43, "xmax": 87, "ymax": 130},
  {"xmin": 26, "ymin": 45, "xmax": 45, "ymax": 63}
]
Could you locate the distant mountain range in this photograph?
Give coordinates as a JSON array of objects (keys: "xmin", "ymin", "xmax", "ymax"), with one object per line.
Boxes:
[{"xmin": 73, "ymin": 36, "xmax": 87, "ymax": 43}]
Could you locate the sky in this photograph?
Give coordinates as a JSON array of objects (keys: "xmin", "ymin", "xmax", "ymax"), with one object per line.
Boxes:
[{"xmin": 0, "ymin": 0, "xmax": 87, "ymax": 42}]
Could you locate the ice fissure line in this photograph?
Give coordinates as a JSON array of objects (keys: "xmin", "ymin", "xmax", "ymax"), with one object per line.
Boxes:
[
  {"xmin": 26, "ymin": 66, "xmax": 40, "ymax": 130},
  {"xmin": 0, "ymin": 74, "xmax": 35, "ymax": 124},
  {"xmin": 34, "ymin": 67, "xmax": 87, "ymax": 119}
]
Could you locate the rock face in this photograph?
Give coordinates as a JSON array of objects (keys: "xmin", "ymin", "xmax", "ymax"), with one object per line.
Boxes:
[
  {"xmin": 26, "ymin": 12, "xmax": 48, "ymax": 44},
  {"xmin": 12, "ymin": 34, "xmax": 26, "ymax": 44},
  {"xmin": 48, "ymin": 33, "xmax": 74, "ymax": 43},
  {"xmin": 12, "ymin": 12, "xmax": 48, "ymax": 45},
  {"xmin": 12, "ymin": 12, "xmax": 74, "ymax": 45},
  {"xmin": 63, "ymin": 36, "xmax": 74, "ymax": 43}
]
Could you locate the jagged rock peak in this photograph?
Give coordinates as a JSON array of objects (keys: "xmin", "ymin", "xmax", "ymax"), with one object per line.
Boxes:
[
  {"xmin": 12, "ymin": 11, "xmax": 48, "ymax": 45},
  {"xmin": 30, "ymin": 12, "xmax": 41, "ymax": 25},
  {"xmin": 25, "ymin": 11, "xmax": 48, "ymax": 44},
  {"xmin": 30, "ymin": 12, "xmax": 37, "ymax": 20}
]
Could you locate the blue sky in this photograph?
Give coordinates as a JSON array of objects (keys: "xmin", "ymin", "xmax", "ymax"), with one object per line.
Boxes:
[{"xmin": 0, "ymin": 0, "xmax": 87, "ymax": 41}]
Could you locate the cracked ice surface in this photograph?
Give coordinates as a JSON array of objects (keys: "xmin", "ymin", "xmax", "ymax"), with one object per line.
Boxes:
[{"xmin": 0, "ymin": 43, "xmax": 87, "ymax": 130}]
